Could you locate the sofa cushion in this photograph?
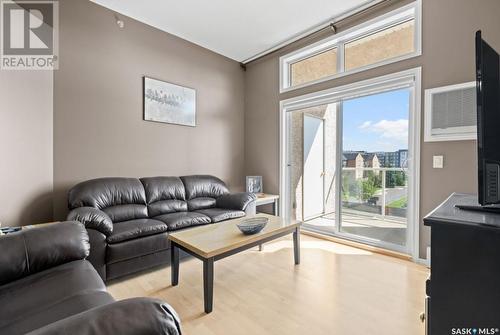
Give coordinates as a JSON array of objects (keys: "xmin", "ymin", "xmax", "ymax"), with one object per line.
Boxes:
[
  {"xmin": 68, "ymin": 177, "xmax": 147, "ymax": 210},
  {"xmin": 0, "ymin": 260, "xmax": 114, "ymax": 335},
  {"xmin": 147, "ymin": 200, "xmax": 188, "ymax": 217},
  {"xmin": 106, "ymin": 233, "xmax": 170, "ymax": 264},
  {"xmin": 187, "ymin": 197, "xmax": 216, "ymax": 211},
  {"xmin": 141, "ymin": 176, "xmax": 186, "ymax": 203},
  {"xmin": 141, "ymin": 177, "xmax": 188, "ymax": 217},
  {"xmin": 180, "ymin": 175, "xmax": 229, "ymax": 200},
  {"xmin": 106, "ymin": 219, "xmax": 168, "ymax": 244},
  {"xmin": 195, "ymin": 208, "xmax": 246, "ymax": 223},
  {"xmin": 154, "ymin": 212, "xmax": 211, "ymax": 230},
  {"xmin": 102, "ymin": 204, "xmax": 148, "ymax": 223}
]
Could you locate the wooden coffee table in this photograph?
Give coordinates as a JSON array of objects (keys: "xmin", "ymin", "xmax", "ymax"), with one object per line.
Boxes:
[{"xmin": 168, "ymin": 214, "xmax": 301, "ymax": 313}]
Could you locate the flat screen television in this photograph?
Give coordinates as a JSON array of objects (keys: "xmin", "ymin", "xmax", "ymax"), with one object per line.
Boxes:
[{"xmin": 457, "ymin": 31, "xmax": 500, "ymax": 211}]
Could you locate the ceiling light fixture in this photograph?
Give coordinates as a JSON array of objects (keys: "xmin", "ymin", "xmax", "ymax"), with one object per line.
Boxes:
[{"xmin": 114, "ymin": 14, "xmax": 124, "ymax": 29}]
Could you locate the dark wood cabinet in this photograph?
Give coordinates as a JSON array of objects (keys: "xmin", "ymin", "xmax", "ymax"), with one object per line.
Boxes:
[{"xmin": 424, "ymin": 193, "xmax": 500, "ymax": 335}]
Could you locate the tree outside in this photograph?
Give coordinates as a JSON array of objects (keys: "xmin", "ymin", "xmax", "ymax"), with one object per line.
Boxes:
[{"xmin": 361, "ymin": 172, "xmax": 382, "ymax": 201}]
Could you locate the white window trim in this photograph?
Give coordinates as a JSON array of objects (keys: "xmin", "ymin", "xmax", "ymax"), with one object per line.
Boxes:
[
  {"xmin": 424, "ymin": 81, "xmax": 477, "ymax": 142},
  {"xmin": 279, "ymin": 67, "xmax": 422, "ymax": 261},
  {"xmin": 279, "ymin": 0, "xmax": 422, "ymax": 93}
]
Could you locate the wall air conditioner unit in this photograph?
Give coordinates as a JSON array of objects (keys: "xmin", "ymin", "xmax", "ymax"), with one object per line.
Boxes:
[{"xmin": 424, "ymin": 81, "xmax": 477, "ymax": 142}]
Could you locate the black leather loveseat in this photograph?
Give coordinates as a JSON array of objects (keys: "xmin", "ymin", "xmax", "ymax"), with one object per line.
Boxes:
[
  {"xmin": 0, "ymin": 222, "xmax": 181, "ymax": 335},
  {"xmin": 67, "ymin": 175, "xmax": 256, "ymax": 281}
]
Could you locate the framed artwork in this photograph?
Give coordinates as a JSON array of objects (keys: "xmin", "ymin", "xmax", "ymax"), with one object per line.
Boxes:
[
  {"xmin": 143, "ymin": 76, "xmax": 196, "ymax": 126},
  {"xmin": 246, "ymin": 176, "xmax": 263, "ymax": 194}
]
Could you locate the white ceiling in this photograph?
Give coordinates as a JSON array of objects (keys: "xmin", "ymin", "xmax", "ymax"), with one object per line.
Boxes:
[{"xmin": 90, "ymin": 0, "xmax": 374, "ymax": 62}]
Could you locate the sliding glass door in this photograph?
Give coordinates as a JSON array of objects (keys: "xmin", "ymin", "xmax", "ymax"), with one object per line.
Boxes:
[
  {"xmin": 338, "ymin": 88, "xmax": 410, "ymax": 249},
  {"xmin": 282, "ymin": 69, "xmax": 419, "ymax": 256}
]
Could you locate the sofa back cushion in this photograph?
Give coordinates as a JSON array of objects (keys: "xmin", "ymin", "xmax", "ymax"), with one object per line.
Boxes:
[
  {"xmin": 68, "ymin": 178, "xmax": 148, "ymax": 222},
  {"xmin": 187, "ymin": 197, "xmax": 216, "ymax": 211},
  {"xmin": 180, "ymin": 175, "xmax": 229, "ymax": 199},
  {"xmin": 0, "ymin": 222, "xmax": 89, "ymax": 286},
  {"xmin": 140, "ymin": 177, "xmax": 188, "ymax": 217},
  {"xmin": 102, "ymin": 204, "xmax": 148, "ymax": 223},
  {"xmin": 180, "ymin": 175, "xmax": 230, "ymax": 211}
]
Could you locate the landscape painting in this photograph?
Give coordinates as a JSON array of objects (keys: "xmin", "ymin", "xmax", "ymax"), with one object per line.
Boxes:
[{"xmin": 143, "ymin": 77, "xmax": 196, "ymax": 126}]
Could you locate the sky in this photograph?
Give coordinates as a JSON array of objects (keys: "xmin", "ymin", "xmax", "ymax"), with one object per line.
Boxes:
[{"xmin": 342, "ymin": 88, "xmax": 409, "ymax": 153}]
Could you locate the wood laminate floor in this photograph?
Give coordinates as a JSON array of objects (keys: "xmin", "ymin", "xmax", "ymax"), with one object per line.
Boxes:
[{"xmin": 107, "ymin": 235, "xmax": 428, "ymax": 335}]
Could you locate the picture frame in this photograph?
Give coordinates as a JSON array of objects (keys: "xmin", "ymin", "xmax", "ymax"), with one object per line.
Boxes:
[
  {"xmin": 246, "ymin": 176, "xmax": 263, "ymax": 194},
  {"xmin": 143, "ymin": 76, "xmax": 196, "ymax": 127}
]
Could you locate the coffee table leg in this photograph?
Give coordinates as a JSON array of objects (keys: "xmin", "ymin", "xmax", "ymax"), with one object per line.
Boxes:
[
  {"xmin": 203, "ymin": 258, "xmax": 214, "ymax": 313},
  {"xmin": 293, "ymin": 227, "xmax": 300, "ymax": 265},
  {"xmin": 171, "ymin": 243, "xmax": 179, "ymax": 286}
]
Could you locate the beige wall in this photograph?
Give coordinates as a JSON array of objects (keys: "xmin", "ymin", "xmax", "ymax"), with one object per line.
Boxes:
[
  {"xmin": 53, "ymin": 0, "xmax": 245, "ymax": 219},
  {"xmin": 244, "ymin": 0, "xmax": 500, "ymax": 258},
  {"xmin": 0, "ymin": 71, "xmax": 53, "ymax": 226}
]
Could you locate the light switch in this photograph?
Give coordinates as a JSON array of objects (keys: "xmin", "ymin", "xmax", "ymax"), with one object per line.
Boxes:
[{"xmin": 433, "ymin": 155, "xmax": 444, "ymax": 169}]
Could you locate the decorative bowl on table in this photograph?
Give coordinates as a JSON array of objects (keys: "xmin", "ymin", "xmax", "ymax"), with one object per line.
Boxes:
[{"xmin": 237, "ymin": 217, "xmax": 268, "ymax": 235}]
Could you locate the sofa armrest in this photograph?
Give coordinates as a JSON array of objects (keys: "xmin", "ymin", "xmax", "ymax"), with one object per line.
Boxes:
[
  {"xmin": 216, "ymin": 192, "xmax": 256, "ymax": 212},
  {"xmin": 0, "ymin": 221, "xmax": 89, "ymax": 286},
  {"xmin": 27, "ymin": 298, "xmax": 182, "ymax": 335},
  {"xmin": 87, "ymin": 228, "xmax": 107, "ymax": 281},
  {"xmin": 67, "ymin": 207, "xmax": 113, "ymax": 236}
]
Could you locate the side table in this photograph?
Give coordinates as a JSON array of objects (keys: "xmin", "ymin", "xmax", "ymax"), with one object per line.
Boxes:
[{"xmin": 255, "ymin": 194, "xmax": 279, "ymax": 216}]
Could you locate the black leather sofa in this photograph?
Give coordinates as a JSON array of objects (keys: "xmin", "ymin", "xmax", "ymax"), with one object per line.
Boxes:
[
  {"xmin": 0, "ymin": 222, "xmax": 181, "ymax": 335},
  {"xmin": 67, "ymin": 175, "xmax": 256, "ymax": 281}
]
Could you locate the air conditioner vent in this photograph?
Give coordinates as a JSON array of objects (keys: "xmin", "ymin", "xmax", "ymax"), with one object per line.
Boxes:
[
  {"xmin": 424, "ymin": 82, "xmax": 477, "ymax": 142},
  {"xmin": 486, "ymin": 163, "xmax": 499, "ymax": 202}
]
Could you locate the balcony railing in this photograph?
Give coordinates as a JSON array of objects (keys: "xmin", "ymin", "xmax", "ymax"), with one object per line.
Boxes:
[{"xmin": 341, "ymin": 167, "xmax": 408, "ymax": 220}]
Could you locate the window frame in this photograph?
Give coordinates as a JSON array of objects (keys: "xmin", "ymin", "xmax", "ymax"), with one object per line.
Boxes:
[
  {"xmin": 279, "ymin": 67, "xmax": 422, "ymax": 260},
  {"xmin": 280, "ymin": 1, "xmax": 422, "ymax": 93}
]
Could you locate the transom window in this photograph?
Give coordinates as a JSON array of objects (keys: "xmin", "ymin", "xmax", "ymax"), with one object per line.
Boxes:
[
  {"xmin": 290, "ymin": 47, "xmax": 338, "ymax": 86},
  {"xmin": 280, "ymin": 2, "xmax": 421, "ymax": 92}
]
